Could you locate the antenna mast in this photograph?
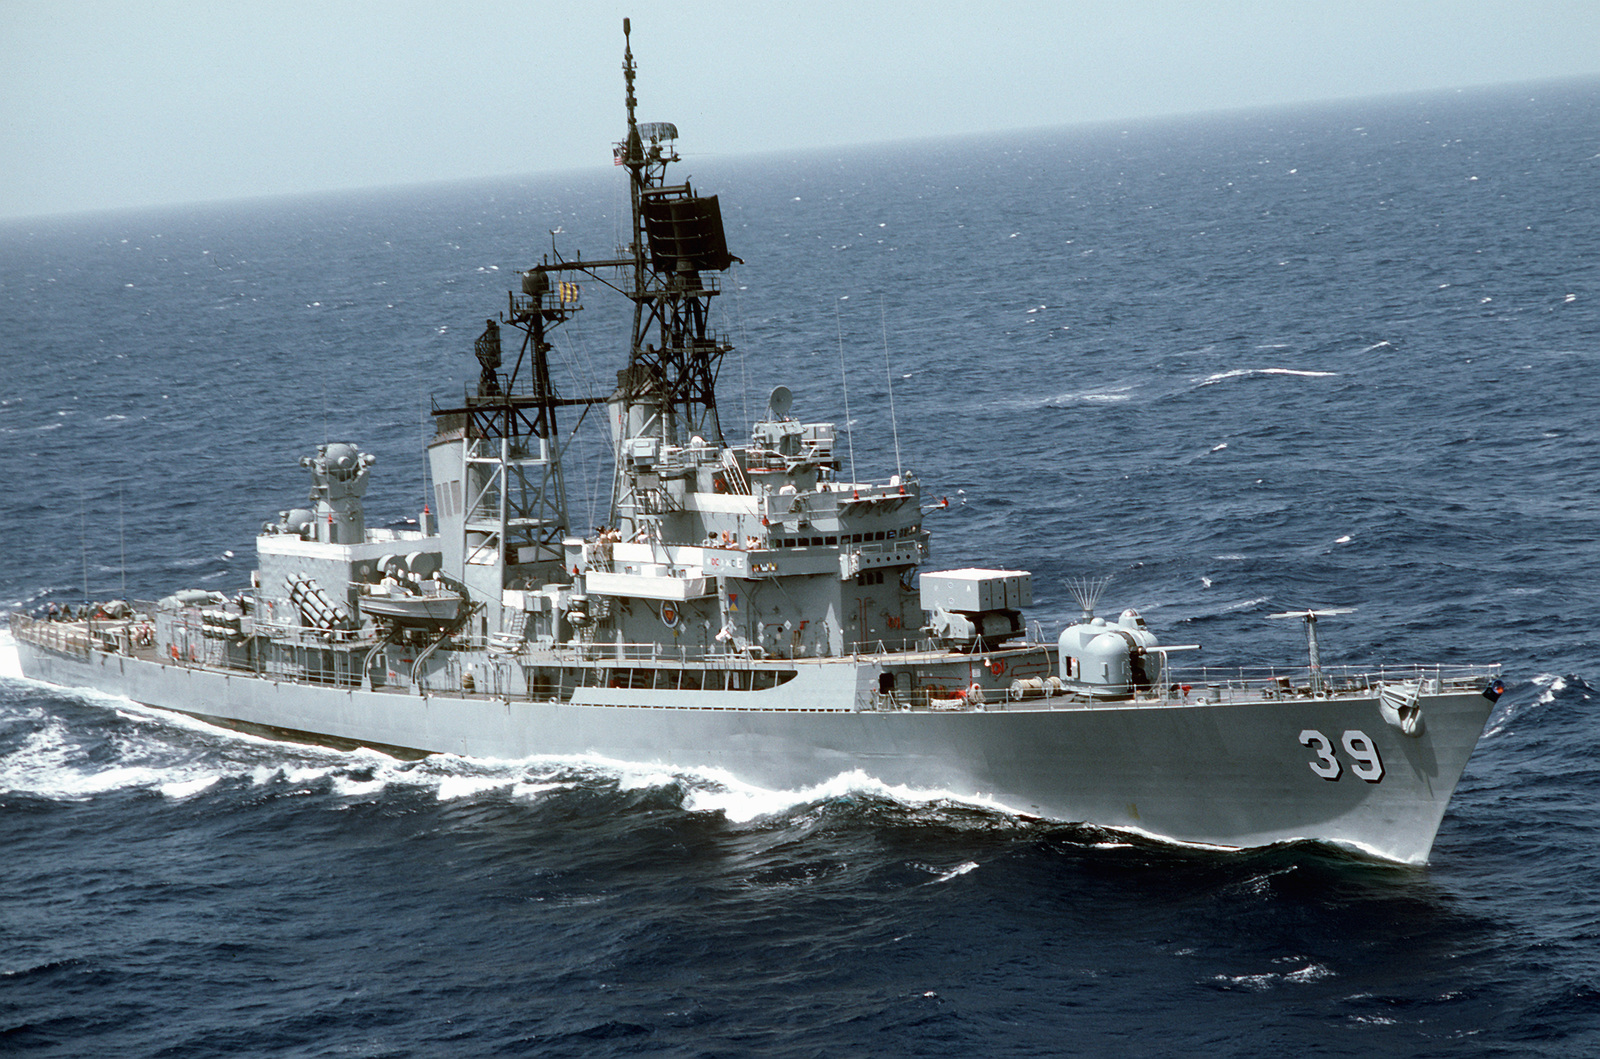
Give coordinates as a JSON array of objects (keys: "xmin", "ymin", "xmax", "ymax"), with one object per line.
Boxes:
[
  {"xmin": 1268, "ymin": 608, "xmax": 1356, "ymax": 696},
  {"xmin": 606, "ymin": 18, "xmax": 739, "ymax": 530}
]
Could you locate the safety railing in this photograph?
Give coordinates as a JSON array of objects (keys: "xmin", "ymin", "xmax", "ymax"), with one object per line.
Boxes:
[
  {"xmin": 1163, "ymin": 662, "xmax": 1501, "ymax": 705},
  {"xmin": 9, "ymin": 613, "xmax": 95, "ymax": 657}
]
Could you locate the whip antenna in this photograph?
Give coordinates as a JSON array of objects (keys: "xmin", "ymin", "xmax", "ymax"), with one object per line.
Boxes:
[
  {"xmin": 880, "ymin": 295, "xmax": 902, "ymax": 478},
  {"xmin": 837, "ymin": 302, "xmax": 857, "ymax": 483},
  {"xmin": 1066, "ymin": 576, "xmax": 1113, "ymax": 621}
]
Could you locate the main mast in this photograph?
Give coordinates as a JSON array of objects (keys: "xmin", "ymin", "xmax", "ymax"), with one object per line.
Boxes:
[
  {"xmin": 428, "ymin": 19, "xmax": 739, "ymax": 634},
  {"xmin": 608, "ymin": 16, "xmax": 738, "ymax": 532}
]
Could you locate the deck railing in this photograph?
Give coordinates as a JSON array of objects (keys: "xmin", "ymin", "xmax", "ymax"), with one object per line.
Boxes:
[{"xmin": 11, "ymin": 610, "xmax": 1501, "ymax": 713}]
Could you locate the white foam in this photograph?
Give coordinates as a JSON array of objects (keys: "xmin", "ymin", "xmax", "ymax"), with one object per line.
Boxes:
[
  {"xmin": 616, "ymin": 766, "xmax": 684, "ymax": 793},
  {"xmin": 1200, "ymin": 368, "xmax": 1338, "ymax": 385},
  {"xmin": 0, "ymin": 716, "xmax": 232, "ymax": 799},
  {"xmin": 1045, "ymin": 388, "xmax": 1132, "ymax": 406},
  {"xmin": 1214, "ymin": 973, "xmax": 1277, "ymax": 991},
  {"xmin": 2, "ymin": 705, "xmax": 195, "ymax": 800},
  {"xmin": 0, "ymin": 630, "xmax": 22, "ymax": 680},
  {"xmin": 1533, "ymin": 673, "xmax": 1568, "ymax": 705},
  {"xmin": 1211, "ymin": 961, "xmax": 1334, "ymax": 990},
  {"xmin": 679, "ymin": 766, "xmax": 1025, "ymax": 824},
  {"xmin": 931, "ymin": 860, "xmax": 980, "ymax": 883},
  {"xmin": 510, "ymin": 780, "xmax": 571, "ymax": 800},
  {"xmin": 263, "ymin": 764, "xmax": 345, "ymax": 787},
  {"xmin": 1283, "ymin": 962, "xmax": 1333, "ymax": 984},
  {"xmin": 161, "ymin": 775, "xmax": 220, "ymax": 799},
  {"xmin": 330, "ymin": 776, "xmax": 387, "ymax": 798},
  {"xmin": 435, "ymin": 774, "xmax": 512, "ymax": 801}
]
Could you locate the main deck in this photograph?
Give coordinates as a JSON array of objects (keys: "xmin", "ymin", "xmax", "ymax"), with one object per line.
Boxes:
[{"xmin": 11, "ymin": 611, "xmax": 1498, "ymax": 715}]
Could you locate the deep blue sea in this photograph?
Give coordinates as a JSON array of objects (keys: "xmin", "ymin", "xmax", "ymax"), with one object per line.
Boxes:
[{"xmin": 4, "ymin": 80, "xmax": 1600, "ymax": 1056}]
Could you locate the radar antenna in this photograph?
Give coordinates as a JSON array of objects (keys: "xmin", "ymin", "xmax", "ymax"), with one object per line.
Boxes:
[{"xmin": 1267, "ymin": 608, "xmax": 1356, "ymax": 696}]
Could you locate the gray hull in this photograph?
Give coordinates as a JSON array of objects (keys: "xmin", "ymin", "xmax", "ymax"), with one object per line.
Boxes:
[{"xmin": 17, "ymin": 639, "xmax": 1493, "ymax": 865}]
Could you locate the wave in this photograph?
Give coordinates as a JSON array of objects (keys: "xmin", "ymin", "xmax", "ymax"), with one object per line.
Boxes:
[
  {"xmin": 1034, "ymin": 387, "xmax": 1134, "ymax": 408},
  {"xmin": 1481, "ymin": 672, "xmax": 1591, "ymax": 739},
  {"xmin": 679, "ymin": 765, "xmax": 1028, "ymax": 823},
  {"xmin": 1209, "ymin": 961, "xmax": 1335, "ymax": 991},
  {"xmin": 1198, "ymin": 368, "xmax": 1339, "ymax": 386},
  {"xmin": 0, "ymin": 628, "xmax": 22, "ymax": 680},
  {"xmin": 0, "ymin": 688, "xmax": 1038, "ymax": 830}
]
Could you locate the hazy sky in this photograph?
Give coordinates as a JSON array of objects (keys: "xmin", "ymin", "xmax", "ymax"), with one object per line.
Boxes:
[{"xmin": 4, "ymin": 0, "xmax": 1599, "ymax": 220}]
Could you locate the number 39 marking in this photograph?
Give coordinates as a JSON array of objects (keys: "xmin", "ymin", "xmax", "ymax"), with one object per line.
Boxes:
[{"xmin": 1298, "ymin": 729, "xmax": 1383, "ymax": 783}]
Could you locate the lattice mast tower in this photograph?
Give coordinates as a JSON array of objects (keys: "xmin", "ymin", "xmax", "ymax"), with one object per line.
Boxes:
[{"xmin": 607, "ymin": 17, "xmax": 739, "ymax": 533}]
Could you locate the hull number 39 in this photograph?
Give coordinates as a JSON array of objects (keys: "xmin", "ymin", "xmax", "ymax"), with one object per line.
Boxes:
[{"xmin": 1298, "ymin": 730, "xmax": 1383, "ymax": 783}]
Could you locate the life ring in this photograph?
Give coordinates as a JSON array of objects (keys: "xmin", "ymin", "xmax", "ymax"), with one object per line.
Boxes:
[
  {"xmin": 988, "ymin": 660, "xmax": 1006, "ymax": 677},
  {"xmin": 170, "ymin": 644, "xmax": 179, "ymax": 661},
  {"xmin": 713, "ymin": 474, "xmax": 727, "ymax": 494}
]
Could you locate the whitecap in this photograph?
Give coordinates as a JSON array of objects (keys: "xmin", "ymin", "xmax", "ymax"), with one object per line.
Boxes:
[
  {"xmin": 1534, "ymin": 674, "xmax": 1567, "ymax": 705},
  {"xmin": 0, "ymin": 630, "xmax": 23, "ymax": 680},
  {"xmin": 331, "ymin": 776, "xmax": 387, "ymax": 798},
  {"xmin": 1045, "ymin": 388, "xmax": 1133, "ymax": 407},
  {"xmin": 0, "ymin": 718, "xmax": 229, "ymax": 801},
  {"xmin": 1283, "ymin": 962, "xmax": 1333, "ymax": 984},
  {"xmin": 615, "ymin": 766, "xmax": 685, "ymax": 793},
  {"xmin": 679, "ymin": 766, "xmax": 1025, "ymax": 824},
  {"xmin": 931, "ymin": 861, "xmax": 979, "ymax": 883},
  {"xmin": 435, "ymin": 774, "xmax": 511, "ymax": 801},
  {"xmin": 510, "ymin": 780, "xmax": 572, "ymax": 800},
  {"xmin": 161, "ymin": 775, "xmax": 220, "ymax": 799},
  {"xmin": 1200, "ymin": 368, "xmax": 1338, "ymax": 385},
  {"xmin": 1213, "ymin": 972, "xmax": 1277, "ymax": 991}
]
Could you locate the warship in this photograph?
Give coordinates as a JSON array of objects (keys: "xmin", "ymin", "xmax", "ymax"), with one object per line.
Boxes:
[{"xmin": 11, "ymin": 22, "xmax": 1504, "ymax": 865}]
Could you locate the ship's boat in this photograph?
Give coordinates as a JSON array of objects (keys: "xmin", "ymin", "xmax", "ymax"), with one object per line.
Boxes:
[{"xmin": 10, "ymin": 21, "xmax": 1504, "ymax": 865}]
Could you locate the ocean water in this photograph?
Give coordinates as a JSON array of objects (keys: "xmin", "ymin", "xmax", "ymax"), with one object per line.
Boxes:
[{"xmin": 4, "ymin": 79, "xmax": 1600, "ymax": 1055}]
